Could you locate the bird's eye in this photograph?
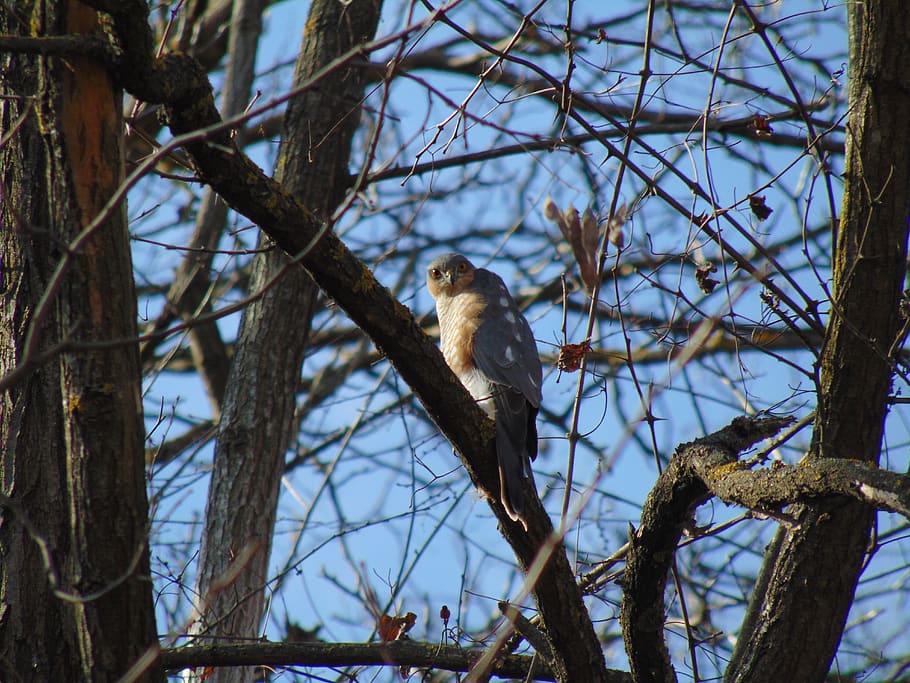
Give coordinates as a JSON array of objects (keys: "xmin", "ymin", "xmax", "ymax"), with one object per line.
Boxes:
[
  {"xmin": 457, "ymin": 262, "xmax": 467, "ymax": 273},
  {"xmin": 430, "ymin": 268, "xmax": 441, "ymax": 280}
]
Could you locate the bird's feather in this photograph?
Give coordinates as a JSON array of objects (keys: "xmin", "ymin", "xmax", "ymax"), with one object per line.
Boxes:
[{"xmin": 427, "ymin": 253, "xmax": 543, "ymax": 528}]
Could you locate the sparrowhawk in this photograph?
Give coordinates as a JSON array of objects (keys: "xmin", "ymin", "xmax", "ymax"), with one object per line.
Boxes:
[{"xmin": 427, "ymin": 253, "xmax": 542, "ymax": 529}]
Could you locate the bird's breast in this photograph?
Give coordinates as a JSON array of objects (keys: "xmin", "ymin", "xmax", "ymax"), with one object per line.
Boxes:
[{"xmin": 436, "ymin": 291, "xmax": 494, "ymax": 412}]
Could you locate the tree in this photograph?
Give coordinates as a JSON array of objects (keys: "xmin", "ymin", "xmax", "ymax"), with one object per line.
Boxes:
[
  {"xmin": 0, "ymin": 2, "xmax": 160, "ymax": 681},
  {"xmin": 2, "ymin": 1, "xmax": 910, "ymax": 682}
]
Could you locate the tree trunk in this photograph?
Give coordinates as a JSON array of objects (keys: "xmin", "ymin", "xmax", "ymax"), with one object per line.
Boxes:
[
  {"xmin": 0, "ymin": 2, "xmax": 161, "ymax": 681},
  {"xmin": 188, "ymin": 2, "xmax": 382, "ymax": 681},
  {"xmin": 726, "ymin": 3, "xmax": 910, "ymax": 680}
]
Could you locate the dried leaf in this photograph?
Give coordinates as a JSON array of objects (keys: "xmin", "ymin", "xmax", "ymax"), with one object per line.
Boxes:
[
  {"xmin": 750, "ymin": 114, "xmax": 774, "ymax": 138},
  {"xmin": 578, "ymin": 261, "xmax": 599, "ymax": 290},
  {"xmin": 581, "ymin": 208, "xmax": 600, "ymax": 258},
  {"xmin": 608, "ymin": 225, "xmax": 624, "ymax": 249},
  {"xmin": 545, "ymin": 199, "xmax": 608, "ymax": 289},
  {"xmin": 378, "ymin": 614, "xmax": 399, "ymax": 642},
  {"xmin": 543, "ymin": 195, "xmax": 561, "ymax": 222},
  {"xmin": 749, "ymin": 194, "xmax": 773, "ymax": 221},
  {"xmin": 557, "ymin": 340, "xmax": 592, "ymax": 372},
  {"xmin": 607, "ymin": 203, "xmax": 629, "ymax": 248},
  {"xmin": 440, "ymin": 604, "xmax": 451, "ymax": 627},
  {"xmin": 543, "ymin": 196, "xmax": 573, "ymax": 242},
  {"xmin": 695, "ymin": 263, "xmax": 719, "ymax": 294},
  {"xmin": 563, "ymin": 205, "xmax": 582, "ymax": 242},
  {"xmin": 578, "ymin": 208, "xmax": 603, "ymax": 287},
  {"xmin": 378, "ymin": 612, "xmax": 417, "ymax": 642}
]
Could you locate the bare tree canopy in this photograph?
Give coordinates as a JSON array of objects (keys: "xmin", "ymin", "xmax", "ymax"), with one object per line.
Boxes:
[{"xmin": 2, "ymin": 1, "xmax": 910, "ymax": 682}]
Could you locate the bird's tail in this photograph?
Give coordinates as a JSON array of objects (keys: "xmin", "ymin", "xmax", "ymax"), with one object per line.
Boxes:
[
  {"xmin": 496, "ymin": 426, "xmax": 531, "ymax": 531},
  {"xmin": 493, "ymin": 388, "xmax": 537, "ymax": 530}
]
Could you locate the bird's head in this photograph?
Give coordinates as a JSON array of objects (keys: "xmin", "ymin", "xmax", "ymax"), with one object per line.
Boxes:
[{"xmin": 426, "ymin": 253, "xmax": 476, "ymax": 299}]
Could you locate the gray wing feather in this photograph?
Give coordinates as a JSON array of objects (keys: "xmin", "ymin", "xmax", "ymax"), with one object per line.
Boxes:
[
  {"xmin": 470, "ymin": 269, "xmax": 543, "ymax": 523},
  {"xmin": 470, "ymin": 270, "xmax": 542, "ymax": 406}
]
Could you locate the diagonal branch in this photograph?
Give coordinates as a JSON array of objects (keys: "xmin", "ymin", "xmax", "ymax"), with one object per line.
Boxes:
[{"xmin": 81, "ymin": 1, "xmax": 608, "ymax": 679}]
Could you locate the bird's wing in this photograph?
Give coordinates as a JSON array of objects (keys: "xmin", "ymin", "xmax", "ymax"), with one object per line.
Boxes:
[
  {"xmin": 471, "ymin": 267, "xmax": 542, "ymax": 468},
  {"xmin": 469, "ymin": 269, "xmax": 542, "ymax": 526},
  {"xmin": 470, "ymin": 270, "xmax": 543, "ymax": 407}
]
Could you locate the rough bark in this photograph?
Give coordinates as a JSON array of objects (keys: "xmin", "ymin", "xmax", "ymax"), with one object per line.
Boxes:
[
  {"xmin": 0, "ymin": 2, "xmax": 161, "ymax": 681},
  {"xmin": 695, "ymin": 454, "xmax": 910, "ymax": 518},
  {"xmin": 161, "ymin": 640, "xmax": 559, "ymax": 681},
  {"xmin": 159, "ymin": 639, "xmax": 633, "ymax": 682},
  {"xmin": 186, "ymin": 3, "xmax": 382, "ymax": 683},
  {"xmin": 620, "ymin": 417, "xmax": 793, "ymax": 683},
  {"xmin": 726, "ymin": 3, "xmax": 910, "ymax": 681}
]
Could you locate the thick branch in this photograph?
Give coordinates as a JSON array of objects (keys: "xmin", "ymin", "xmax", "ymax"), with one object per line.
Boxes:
[
  {"xmin": 620, "ymin": 416, "xmax": 794, "ymax": 683},
  {"xmin": 700, "ymin": 454, "xmax": 910, "ymax": 519},
  {"xmin": 622, "ymin": 412, "xmax": 910, "ymax": 683},
  {"xmin": 0, "ymin": 34, "xmax": 111, "ymax": 58},
  {"xmin": 160, "ymin": 640, "xmax": 574, "ymax": 682}
]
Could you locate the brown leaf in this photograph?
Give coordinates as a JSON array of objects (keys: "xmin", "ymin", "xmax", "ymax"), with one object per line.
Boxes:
[
  {"xmin": 545, "ymin": 199, "xmax": 611, "ymax": 289},
  {"xmin": 608, "ymin": 225, "xmax": 624, "ymax": 249},
  {"xmin": 695, "ymin": 263, "xmax": 719, "ymax": 294},
  {"xmin": 578, "ymin": 261, "xmax": 599, "ymax": 290},
  {"xmin": 563, "ymin": 205, "xmax": 582, "ymax": 245},
  {"xmin": 607, "ymin": 203, "xmax": 629, "ymax": 249},
  {"xmin": 557, "ymin": 340, "xmax": 592, "ymax": 372},
  {"xmin": 750, "ymin": 114, "xmax": 774, "ymax": 138},
  {"xmin": 543, "ymin": 196, "xmax": 573, "ymax": 243},
  {"xmin": 749, "ymin": 194, "xmax": 773, "ymax": 221},
  {"xmin": 378, "ymin": 614, "xmax": 398, "ymax": 642},
  {"xmin": 378, "ymin": 612, "xmax": 417, "ymax": 642},
  {"xmin": 581, "ymin": 208, "xmax": 600, "ymax": 259},
  {"xmin": 542, "ymin": 195, "xmax": 561, "ymax": 222},
  {"xmin": 564, "ymin": 205, "xmax": 600, "ymax": 289}
]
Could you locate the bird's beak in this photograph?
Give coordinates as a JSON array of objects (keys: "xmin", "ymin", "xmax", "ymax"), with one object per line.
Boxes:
[{"xmin": 441, "ymin": 270, "xmax": 454, "ymax": 286}]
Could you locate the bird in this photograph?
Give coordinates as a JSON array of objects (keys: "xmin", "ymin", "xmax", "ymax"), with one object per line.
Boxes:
[{"xmin": 426, "ymin": 253, "xmax": 543, "ymax": 529}]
